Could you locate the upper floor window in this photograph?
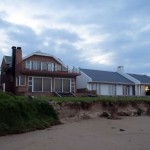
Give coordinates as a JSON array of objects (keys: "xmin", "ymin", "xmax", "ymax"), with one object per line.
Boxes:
[
  {"xmin": 42, "ymin": 62, "xmax": 48, "ymax": 70},
  {"xmin": 25, "ymin": 60, "xmax": 55, "ymax": 71},
  {"xmin": 25, "ymin": 61, "xmax": 31, "ymax": 69}
]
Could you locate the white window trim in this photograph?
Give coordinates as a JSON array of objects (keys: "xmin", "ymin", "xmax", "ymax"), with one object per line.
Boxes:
[
  {"xmin": 29, "ymin": 76, "xmax": 52, "ymax": 92},
  {"xmin": 54, "ymin": 78, "xmax": 73, "ymax": 93},
  {"xmin": 16, "ymin": 75, "xmax": 26, "ymax": 86}
]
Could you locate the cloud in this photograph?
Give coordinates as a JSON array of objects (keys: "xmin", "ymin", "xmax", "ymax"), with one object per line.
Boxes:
[{"xmin": 0, "ymin": 0, "xmax": 150, "ymax": 75}]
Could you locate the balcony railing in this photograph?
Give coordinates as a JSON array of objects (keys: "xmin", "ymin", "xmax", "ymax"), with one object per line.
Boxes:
[{"xmin": 21, "ymin": 66, "xmax": 80, "ymax": 77}]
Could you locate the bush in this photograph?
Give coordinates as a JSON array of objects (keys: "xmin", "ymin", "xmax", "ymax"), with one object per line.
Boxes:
[{"xmin": 0, "ymin": 93, "xmax": 60, "ymax": 135}]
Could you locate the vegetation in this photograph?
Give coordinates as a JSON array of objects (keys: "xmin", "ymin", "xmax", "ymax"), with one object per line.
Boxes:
[
  {"xmin": 0, "ymin": 92, "xmax": 150, "ymax": 136},
  {"xmin": 0, "ymin": 92, "xmax": 60, "ymax": 136},
  {"xmin": 36, "ymin": 95, "xmax": 150, "ymax": 103}
]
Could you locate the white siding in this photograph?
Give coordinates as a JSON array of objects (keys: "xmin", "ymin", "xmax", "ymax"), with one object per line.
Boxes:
[
  {"xmin": 141, "ymin": 85, "xmax": 146, "ymax": 96},
  {"xmin": 129, "ymin": 86, "xmax": 133, "ymax": 96},
  {"xmin": 77, "ymin": 71, "xmax": 92, "ymax": 89},
  {"xmin": 101, "ymin": 84, "xmax": 109, "ymax": 95},
  {"xmin": 116, "ymin": 85, "xmax": 123, "ymax": 95}
]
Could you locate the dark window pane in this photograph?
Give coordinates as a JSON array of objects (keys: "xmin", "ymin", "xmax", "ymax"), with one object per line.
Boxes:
[
  {"xmin": 63, "ymin": 79, "xmax": 70, "ymax": 92},
  {"xmin": 37, "ymin": 62, "xmax": 41, "ymax": 70},
  {"xmin": 34, "ymin": 78, "xmax": 42, "ymax": 91},
  {"xmin": 20, "ymin": 76, "xmax": 25, "ymax": 85},
  {"xmin": 43, "ymin": 78, "xmax": 51, "ymax": 91},
  {"xmin": 42, "ymin": 62, "xmax": 48, "ymax": 70},
  {"xmin": 55, "ymin": 79, "xmax": 62, "ymax": 92}
]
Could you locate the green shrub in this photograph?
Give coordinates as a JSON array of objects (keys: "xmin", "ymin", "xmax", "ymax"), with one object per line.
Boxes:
[{"xmin": 0, "ymin": 93, "xmax": 60, "ymax": 136}]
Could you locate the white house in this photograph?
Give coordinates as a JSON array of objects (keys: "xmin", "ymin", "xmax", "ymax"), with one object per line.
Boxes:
[{"xmin": 77, "ymin": 66, "xmax": 150, "ymax": 96}]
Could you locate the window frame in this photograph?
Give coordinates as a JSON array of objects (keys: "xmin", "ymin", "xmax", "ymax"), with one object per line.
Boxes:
[{"xmin": 16, "ymin": 75, "xmax": 26, "ymax": 86}]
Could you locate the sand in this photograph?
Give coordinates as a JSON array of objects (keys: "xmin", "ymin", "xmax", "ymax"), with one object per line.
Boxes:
[{"xmin": 0, "ymin": 116, "xmax": 150, "ymax": 150}]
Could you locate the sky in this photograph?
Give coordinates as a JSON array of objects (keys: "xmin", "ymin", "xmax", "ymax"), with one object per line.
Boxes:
[{"xmin": 0, "ymin": 0, "xmax": 150, "ymax": 75}]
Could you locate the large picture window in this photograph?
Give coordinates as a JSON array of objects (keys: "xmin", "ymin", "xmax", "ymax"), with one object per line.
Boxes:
[
  {"xmin": 43, "ymin": 78, "xmax": 51, "ymax": 91},
  {"xmin": 54, "ymin": 78, "xmax": 73, "ymax": 93},
  {"xmin": 34, "ymin": 78, "xmax": 42, "ymax": 91},
  {"xmin": 28, "ymin": 77, "xmax": 52, "ymax": 92},
  {"xmin": 55, "ymin": 79, "xmax": 62, "ymax": 92},
  {"xmin": 63, "ymin": 79, "xmax": 70, "ymax": 92}
]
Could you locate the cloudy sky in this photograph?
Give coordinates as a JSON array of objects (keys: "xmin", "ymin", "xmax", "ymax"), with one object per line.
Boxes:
[{"xmin": 0, "ymin": 0, "xmax": 150, "ymax": 74}]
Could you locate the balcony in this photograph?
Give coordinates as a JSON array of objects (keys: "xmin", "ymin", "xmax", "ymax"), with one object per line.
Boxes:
[{"xmin": 21, "ymin": 67, "xmax": 80, "ymax": 77}]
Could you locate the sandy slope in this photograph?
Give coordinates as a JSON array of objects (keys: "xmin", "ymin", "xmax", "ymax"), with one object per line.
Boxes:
[{"xmin": 0, "ymin": 116, "xmax": 150, "ymax": 150}]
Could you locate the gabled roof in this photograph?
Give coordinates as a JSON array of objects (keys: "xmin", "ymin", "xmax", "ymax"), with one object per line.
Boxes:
[
  {"xmin": 4, "ymin": 56, "xmax": 12, "ymax": 65},
  {"xmin": 80, "ymin": 68, "xmax": 133, "ymax": 84},
  {"xmin": 128, "ymin": 73, "xmax": 150, "ymax": 84},
  {"xmin": 23, "ymin": 51, "xmax": 66, "ymax": 67}
]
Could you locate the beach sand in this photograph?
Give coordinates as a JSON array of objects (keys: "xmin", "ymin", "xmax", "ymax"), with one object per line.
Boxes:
[{"xmin": 0, "ymin": 116, "xmax": 150, "ymax": 150}]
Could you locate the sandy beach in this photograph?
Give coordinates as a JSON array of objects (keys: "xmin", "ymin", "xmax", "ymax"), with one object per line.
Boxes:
[{"xmin": 0, "ymin": 116, "xmax": 150, "ymax": 150}]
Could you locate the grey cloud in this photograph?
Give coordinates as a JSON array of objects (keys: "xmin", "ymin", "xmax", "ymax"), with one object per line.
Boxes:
[{"xmin": 41, "ymin": 28, "xmax": 80, "ymax": 42}]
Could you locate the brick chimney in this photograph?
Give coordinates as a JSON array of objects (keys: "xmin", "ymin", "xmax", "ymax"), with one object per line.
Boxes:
[
  {"xmin": 15, "ymin": 47, "xmax": 23, "ymax": 75},
  {"xmin": 11, "ymin": 46, "xmax": 23, "ymax": 77}
]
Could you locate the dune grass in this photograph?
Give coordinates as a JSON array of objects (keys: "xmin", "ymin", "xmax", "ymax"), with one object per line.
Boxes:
[
  {"xmin": 0, "ymin": 92, "xmax": 60, "ymax": 136},
  {"xmin": 35, "ymin": 95, "xmax": 150, "ymax": 102}
]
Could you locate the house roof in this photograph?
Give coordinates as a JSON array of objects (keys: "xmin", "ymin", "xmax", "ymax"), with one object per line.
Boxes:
[
  {"xmin": 23, "ymin": 51, "xmax": 66, "ymax": 67},
  {"xmin": 80, "ymin": 68, "xmax": 134, "ymax": 84},
  {"xmin": 4, "ymin": 56, "xmax": 12, "ymax": 65},
  {"xmin": 128, "ymin": 73, "xmax": 150, "ymax": 84}
]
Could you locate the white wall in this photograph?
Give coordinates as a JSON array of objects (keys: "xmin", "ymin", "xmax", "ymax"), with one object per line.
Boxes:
[
  {"xmin": 77, "ymin": 71, "xmax": 92, "ymax": 89},
  {"xmin": 116, "ymin": 85, "xmax": 123, "ymax": 95},
  {"xmin": 101, "ymin": 84, "xmax": 109, "ymax": 95},
  {"xmin": 141, "ymin": 85, "xmax": 146, "ymax": 96}
]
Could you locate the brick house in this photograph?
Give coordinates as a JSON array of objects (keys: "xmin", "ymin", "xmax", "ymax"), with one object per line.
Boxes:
[{"xmin": 1, "ymin": 46, "xmax": 80, "ymax": 96}]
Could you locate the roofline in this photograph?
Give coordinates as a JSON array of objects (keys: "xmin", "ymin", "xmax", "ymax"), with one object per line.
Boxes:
[
  {"xmin": 88, "ymin": 81, "xmax": 134, "ymax": 85},
  {"xmin": 80, "ymin": 70, "xmax": 92, "ymax": 81},
  {"xmin": 140, "ymin": 83, "xmax": 150, "ymax": 85},
  {"xmin": 3, "ymin": 56, "xmax": 12, "ymax": 64},
  {"xmin": 23, "ymin": 52, "xmax": 66, "ymax": 67}
]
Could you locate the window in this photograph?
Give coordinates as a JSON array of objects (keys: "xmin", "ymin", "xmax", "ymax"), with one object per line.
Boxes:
[
  {"xmin": 20, "ymin": 75, "xmax": 25, "ymax": 85},
  {"xmin": 55, "ymin": 79, "xmax": 62, "ymax": 92},
  {"xmin": 43, "ymin": 78, "xmax": 51, "ymax": 91},
  {"xmin": 16, "ymin": 75, "xmax": 26, "ymax": 86},
  {"xmin": 32, "ymin": 61, "xmax": 37, "ymax": 70},
  {"xmin": 28, "ymin": 77, "xmax": 32, "ymax": 92},
  {"xmin": 109, "ymin": 85, "xmax": 116, "ymax": 95},
  {"xmin": 54, "ymin": 78, "xmax": 73, "ymax": 93},
  {"xmin": 123, "ymin": 85, "xmax": 130, "ymax": 95},
  {"xmin": 71, "ymin": 79, "xmax": 75, "ymax": 93},
  {"xmin": 42, "ymin": 62, "xmax": 48, "ymax": 70},
  {"xmin": 16, "ymin": 77, "xmax": 19, "ymax": 86},
  {"xmin": 34, "ymin": 78, "xmax": 42, "ymax": 91},
  {"xmin": 63, "ymin": 79, "xmax": 70, "ymax": 92},
  {"xmin": 25, "ymin": 61, "xmax": 31, "ymax": 69},
  {"xmin": 37, "ymin": 62, "xmax": 41, "ymax": 70},
  {"xmin": 28, "ymin": 77, "xmax": 52, "ymax": 92}
]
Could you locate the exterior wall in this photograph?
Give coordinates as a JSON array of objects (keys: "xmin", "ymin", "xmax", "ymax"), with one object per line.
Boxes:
[
  {"xmin": 15, "ymin": 75, "xmax": 76, "ymax": 95},
  {"xmin": 77, "ymin": 71, "xmax": 92, "ymax": 89},
  {"xmin": 87, "ymin": 82, "xmax": 135, "ymax": 96},
  {"xmin": 116, "ymin": 85, "xmax": 123, "ymax": 95},
  {"xmin": 23, "ymin": 55, "xmax": 63, "ymax": 71},
  {"xmin": 101, "ymin": 84, "xmax": 109, "ymax": 95},
  {"xmin": 1, "ymin": 47, "xmax": 79, "ymax": 95},
  {"xmin": 1, "ymin": 58, "xmax": 14, "ymax": 92},
  {"xmin": 141, "ymin": 85, "xmax": 146, "ymax": 96}
]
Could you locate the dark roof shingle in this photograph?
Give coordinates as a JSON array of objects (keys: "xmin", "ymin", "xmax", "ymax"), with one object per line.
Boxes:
[
  {"xmin": 4, "ymin": 56, "xmax": 12, "ymax": 64},
  {"xmin": 81, "ymin": 68, "xmax": 133, "ymax": 84},
  {"xmin": 128, "ymin": 73, "xmax": 150, "ymax": 84}
]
